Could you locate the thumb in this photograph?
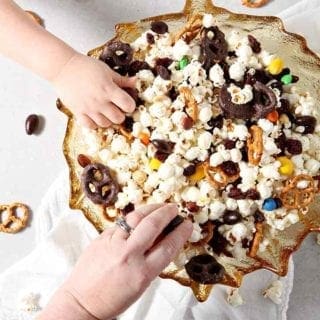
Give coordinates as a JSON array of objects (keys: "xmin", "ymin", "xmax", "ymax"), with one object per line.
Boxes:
[{"xmin": 112, "ymin": 71, "xmax": 137, "ymax": 88}]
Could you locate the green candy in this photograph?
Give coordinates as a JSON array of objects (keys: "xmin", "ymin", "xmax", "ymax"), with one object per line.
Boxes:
[
  {"xmin": 281, "ymin": 74, "xmax": 293, "ymax": 85},
  {"xmin": 179, "ymin": 56, "xmax": 189, "ymax": 70}
]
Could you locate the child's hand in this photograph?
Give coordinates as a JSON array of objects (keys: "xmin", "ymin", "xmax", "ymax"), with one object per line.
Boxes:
[
  {"xmin": 53, "ymin": 53, "xmax": 136, "ymax": 129},
  {"xmin": 38, "ymin": 204, "xmax": 192, "ymax": 320}
]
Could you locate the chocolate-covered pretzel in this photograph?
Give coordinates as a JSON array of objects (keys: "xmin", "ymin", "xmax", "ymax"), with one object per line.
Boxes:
[
  {"xmin": 81, "ymin": 163, "xmax": 119, "ymax": 206},
  {"xmin": 252, "ymin": 82, "xmax": 277, "ymax": 118},
  {"xmin": 219, "ymin": 85, "xmax": 254, "ymax": 119},
  {"xmin": 185, "ymin": 254, "xmax": 225, "ymax": 284},
  {"xmin": 200, "ymin": 26, "xmax": 228, "ymax": 70}
]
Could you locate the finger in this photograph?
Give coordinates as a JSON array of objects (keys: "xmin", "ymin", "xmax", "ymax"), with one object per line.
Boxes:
[
  {"xmin": 108, "ymin": 83, "xmax": 136, "ymax": 113},
  {"xmin": 145, "ymin": 220, "xmax": 193, "ymax": 278},
  {"xmin": 102, "ymin": 102, "xmax": 125, "ymax": 124},
  {"xmin": 91, "ymin": 113, "xmax": 112, "ymax": 128},
  {"xmin": 112, "ymin": 72, "xmax": 137, "ymax": 88},
  {"xmin": 77, "ymin": 114, "xmax": 98, "ymax": 130},
  {"xmin": 127, "ymin": 204, "xmax": 179, "ymax": 253},
  {"xmin": 111, "ymin": 204, "xmax": 165, "ymax": 241}
]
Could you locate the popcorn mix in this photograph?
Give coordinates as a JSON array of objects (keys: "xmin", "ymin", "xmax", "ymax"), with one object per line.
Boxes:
[{"xmin": 80, "ymin": 14, "xmax": 320, "ymax": 285}]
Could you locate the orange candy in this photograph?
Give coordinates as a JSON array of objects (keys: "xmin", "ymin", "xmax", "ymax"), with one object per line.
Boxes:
[
  {"xmin": 139, "ymin": 133, "xmax": 150, "ymax": 146},
  {"xmin": 266, "ymin": 110, "xmax": 279, "ymax": 123}
]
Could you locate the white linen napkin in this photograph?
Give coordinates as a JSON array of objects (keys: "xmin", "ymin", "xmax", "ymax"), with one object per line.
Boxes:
[{"xmin": 0, "ymin": 172, "xmax": 293, "ymax": 320}]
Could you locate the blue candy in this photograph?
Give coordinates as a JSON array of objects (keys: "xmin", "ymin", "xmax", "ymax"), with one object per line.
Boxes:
[{"xmin": 262, "ymin": 198, "xmax": 278, "ymax": 211}]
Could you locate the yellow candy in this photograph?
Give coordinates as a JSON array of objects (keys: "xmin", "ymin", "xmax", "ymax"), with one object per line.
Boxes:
[
  {"xmin": 267, "ymin": 58, "xmax": 284, "ymax": 75},
  {"xmin": 190, "ymin": 165, "xmax": 205, "ymax": 183},
  {"xmin": 277, "ymin": 157, "xmax": 294, "ymax": 176},
  {"xmin": 149, "ymin": 158, "xmax": 162, "ymax": 171}
]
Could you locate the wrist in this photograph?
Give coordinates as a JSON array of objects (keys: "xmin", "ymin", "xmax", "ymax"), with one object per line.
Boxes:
[{"xmin": 37, "ymin": 287, "xmax": 99, "ymax": 320}]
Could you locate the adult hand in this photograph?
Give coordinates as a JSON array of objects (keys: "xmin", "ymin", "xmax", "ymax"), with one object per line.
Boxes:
[{"xmin": 38, "ymin": 204, "xmax": 193, "ymax": 320}]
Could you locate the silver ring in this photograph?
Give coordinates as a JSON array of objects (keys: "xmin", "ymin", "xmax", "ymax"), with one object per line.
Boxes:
[{"xmin": 115, "ymin": 217, "xmax": 134, "ymax": 236}]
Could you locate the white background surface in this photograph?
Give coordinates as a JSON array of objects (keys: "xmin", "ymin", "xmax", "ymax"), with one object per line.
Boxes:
[{"xmin": 0, "ymin": 0, "xmax": 319, "ymax": 319}]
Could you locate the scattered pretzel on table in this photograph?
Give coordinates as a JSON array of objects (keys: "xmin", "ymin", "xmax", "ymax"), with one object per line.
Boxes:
[
  {"xmin": 0, "ymin": 203, "xmax": 30, "ymax": 234},
  {"xmin": 242, "ymin": 0, "xmax": 270, "ymax": 8},
  {"xmin": 280, "ymin": 174, "xmax": 316, "ymax": 210},
  {"xmin": 247, "ymin": 125, "xmax": 263, "ymax": 166},
  {"xmin": 179, "ymin": 87, "xmax": 199, "ymax": 121}
]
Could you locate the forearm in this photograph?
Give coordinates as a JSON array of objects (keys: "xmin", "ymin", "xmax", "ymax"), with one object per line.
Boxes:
[
  {"xmin": 37, "ymin": 287, "xmax": 99, "ymax": 320},
  {"xmin": 0, "ymin": 0, "xmax": 77, "ymax": 82}
]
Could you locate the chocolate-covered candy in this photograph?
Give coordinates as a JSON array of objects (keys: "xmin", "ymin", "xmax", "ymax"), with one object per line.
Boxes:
[
  {"xmin": 220, "ymin": 161, "xmax": 239, "ymax": 177},
  {"xmin": 207, "ymin": 115, "xmax": 224, "ymax": 129},
  {"xmin": 200, "ymin": 27, "xmax": 228, "ymax": 70},
  {"xmin": 208, "ymin": 231, "xmax": 229, "ymax": 255},
  {"xmin": 245, "ymin": 189, "xmax": 260, "ymax": 200},
  {"xmin": 162, "ymin": 215, "xmax": 184, "ymax": 236},
  {"xmin": 128, "ymin": 60, "xmax": 151, "ymax": 76},
  {"xmin": 146, "ymin": 33, "xmax": 155, "ymax": 44},
  {"xmin": 77, "ymin": 154, "xmax": 91, "ymax": 168},
  {"xmin": 151, "ymin": 139, "xmax": 175, "ymax": 154},
  {"xmin": 122, "ymin": 116, "xmax": 134, "ymax": 132},
  {"xmin": 253, "ymin": 82, "xmax": 277, "ymax": 119},
  {"xmin": 228, "ymin": 187, "xmax": 246, "ymax": 200},
  {"xmin": 286, "ymin": 139, "xmax": 302, "ymax": 155},
  {"xmin": 223, "ymin": 139, "xmax": 236, "ymax": 150},
  {"xmin": 185, "ymin": 254, "xmax": 225, "ymax": 284},
  {"xmin": 244, "ymin": 69, "xmax": 272, "ymax": 86},
  {"xmin": 155, "ymin": 57, "xmax": 173, "ymax": 68},
  {"xmin": 248, "ymin": 35, "xmax": 261, "ymax": 54},
  {"xmin": 185, "ymin": 202, "xmax": 200, "ymax": 213},
  {"xmin": 123, "ymin": 88, "xmax": 139, "ymax": 104},
  {"xmin": 151, "ymin": 21, "xmax": 168, "ymax": 34},
  {"xmin": 182, "ymin": 116, "xmax": 194, "ymax": 130},
  {"xmin": 222, "ymin": 210, "xmax": 242, "ymax": 225},
  {"xmin": 183, "ymin": 164, "xmax": 196, "ymax": 177},
  {"xmin": 121, "ymin": 203, "xmax": 135, "ymax": 215},
  {"xmin": 275, "ymin": 131, "xmax": 287, "ymax": 155},
  {"xmin": 81, "ymin": 163, "xmax": 119, "ymax": 206},
  {"xmin": 294, "ymin": 116, "xmax": 317, "ymax": 134},
  {"xmin": 219, "ymin": 85, "xmax": 253, "ymax": 119},
  {"xmin": 154, "ymin": 151, "xmax": 169, "ymax": 162},
  {"xmin": 25, "ymin": 114, "xmax": 39, "ymax": 135},
  {"xmin": 155, "ymin": 65, "xmax": 171, "ymax": 80},
  {"xmin": 100, "ymin": 41, "xmax": 133, "ymax": 72}
]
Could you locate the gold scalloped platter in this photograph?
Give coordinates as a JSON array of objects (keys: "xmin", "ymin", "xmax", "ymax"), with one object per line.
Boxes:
[{"xmin": 60, "ymin": 0, "xmax": 320, "ymax": 302}]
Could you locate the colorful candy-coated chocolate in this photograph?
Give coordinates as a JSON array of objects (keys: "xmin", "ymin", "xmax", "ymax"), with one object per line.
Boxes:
[
  {"xmin": 281, "ymin": 74, "xmax": 293, "ymax": 85},
  {"xmin": 277, "ymin": 156, "xmax": 294, "ymax": 176},
  {"xmin": 179, "ymin": 56, "xmax": 189, "ymax": 70},
  {"xmin": 189, "ymin": 165, "xmax": 205, "ymax": 182},
  {"xmin": 149, "ymin": 158, "xmax": 162, "ymax": 170},
  {"xmin": 268, "ymin": 58, "xmax": 284, "ymax": 75},
  {"xmin": 262, "ymin": 198, "xmax": 278, "ymax": 211}
]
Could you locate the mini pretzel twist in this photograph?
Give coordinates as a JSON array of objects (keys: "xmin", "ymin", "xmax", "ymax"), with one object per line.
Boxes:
[
  {"xmin": 280, "ymin": 174, "xmax": 315, "ymax": 210},
  {"xmin": 204, "ymin": 162, "xmax": 240, "ymax": 190},
  {"xmin": 179, "ymin": 87, "xmax": 198, "ymax": 121},
  {"xmin": 242, "ymin": 0, "xmax": 270, "ymax": 8},
  {"xmin": 247, "ymin": 125, "xmax": 263, "ymax": 165},
  {"xmin": 248, "ymin": 222, "xmax": 263, "ymax": 258},
  {"xmin": 174, "ymin": 14, "xmax": 203, "ymax": 44},
  {"xmin": 0, "ymin": 203, "xmax": 30, "ymax": 234}
]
